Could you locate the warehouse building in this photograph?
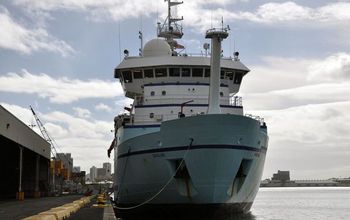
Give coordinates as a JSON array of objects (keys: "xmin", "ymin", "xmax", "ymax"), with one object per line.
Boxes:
[{"xmin": 0, "ymin": 105, "xmax": 50, "ymax": 200}]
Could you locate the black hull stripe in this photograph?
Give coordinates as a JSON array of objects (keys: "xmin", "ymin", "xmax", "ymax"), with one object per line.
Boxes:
[
  {"xmin": 118, "ymin": 144, "xmax": 267, "ymax": 159},
  {"xmin": 135, "ymin": 104, "xmax": 242, "ymax": 109},
  {"xmin": 144, "ymin": 82, "xmax": 229, "ymax": 87},
  {"xmin": 124, "ymin": 124, "xmax": 161, "ymax": 128}
]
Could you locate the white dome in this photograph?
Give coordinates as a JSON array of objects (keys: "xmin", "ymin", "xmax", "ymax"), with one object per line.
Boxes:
[{"xmin": 143, "ymin": 39, "xmax": 171, "ymax": 57}]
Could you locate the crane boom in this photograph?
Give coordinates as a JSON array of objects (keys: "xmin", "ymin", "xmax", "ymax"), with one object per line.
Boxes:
[{"xmin": 29, "ymin": 106, "xmax": 63, "ymax": 161}]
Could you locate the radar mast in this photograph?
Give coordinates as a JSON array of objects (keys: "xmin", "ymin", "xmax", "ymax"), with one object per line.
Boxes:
[{"xmin": 157, "ymin": 0, "xmax": 184, "ymax": 51}]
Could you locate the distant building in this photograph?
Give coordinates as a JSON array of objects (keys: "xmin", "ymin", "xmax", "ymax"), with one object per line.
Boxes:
[
  {"xmin": 73, "ymin": 166, "xmax": 81, "ymax": 173},
  {"xmin": 90, "ymin": 166, "xmax": 97, "ymax": 182},
  {"xmin": 56, "ymin": 153, "xmax": 73, "ymax": 173},
  {"xmin": 71, "ymin": 171, "xmax": 86, "ymax": 185},
  {"xmin": 272, "ymin": 170, "xmax": 290, "ymax": 182},
  {"xmin": 85, "ymin": 173, "xmax": 91, "ymax": 182},
  {"xmin": 97, "ymin": 168, "xmax": 107, "ymax": 179},
  {"xmin": 103, "ymin": 162, "xmax": 112, "ymax": 177}
]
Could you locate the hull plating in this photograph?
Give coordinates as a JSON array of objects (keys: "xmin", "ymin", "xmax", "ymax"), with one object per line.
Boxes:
[{"xmin": 114, "ymin": 114, "xmax": 268, "ymax": 217}]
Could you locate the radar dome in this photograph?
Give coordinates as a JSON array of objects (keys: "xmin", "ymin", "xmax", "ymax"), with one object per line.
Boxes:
[{"xmin": 143, "ymin": 39, "xmax": 171, "ymax": 57}]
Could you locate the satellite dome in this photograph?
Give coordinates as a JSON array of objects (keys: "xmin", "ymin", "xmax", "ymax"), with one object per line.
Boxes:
[{"xmin": 143, "ymin": 39, "xmax": 171, "ymax": 57}]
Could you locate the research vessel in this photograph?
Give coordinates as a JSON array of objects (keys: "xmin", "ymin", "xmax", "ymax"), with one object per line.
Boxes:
[{"xmin": 112, "ymin": 1, "xmax": 268, "ymax": 218}]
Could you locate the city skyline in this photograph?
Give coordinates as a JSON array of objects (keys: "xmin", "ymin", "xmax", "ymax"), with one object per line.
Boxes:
[{"xmin": 0, "ymin": 0, "xmax": 349, "ymax": 179}]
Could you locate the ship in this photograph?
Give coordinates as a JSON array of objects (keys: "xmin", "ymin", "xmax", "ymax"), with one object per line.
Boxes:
[{"xmin": 111, "ymin": 0, "xmax": 268, "ymax": 218}]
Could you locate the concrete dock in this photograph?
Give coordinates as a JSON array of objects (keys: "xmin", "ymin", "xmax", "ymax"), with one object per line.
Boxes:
[{"xmin": 0, "ymin": 194, "xmax": 116, "ymax": 220}]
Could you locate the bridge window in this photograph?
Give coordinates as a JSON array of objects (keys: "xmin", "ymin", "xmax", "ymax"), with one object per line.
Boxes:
[
  {"xmin": 169, "ymin": 68, "xmax": 180, "ymax": 77},
  {"xmin": 192, "ymin": 68, "xmax": 203, "ymax": 77},
  {"xmin": 122, "ymin": 70, "xmax": 132, "ymax": 83},
  {"xmin": 220, "ymin": 70, "xmax": 225, "ymax": 79},
  {"xmin": 133, "ymin": 70, "xmax": 143, "ymax": 79},
  {"xmin": 181, "ymin": 68, "xmax": 190, "ymax": 77},
  {"xmin": 226, "ymin": 71, "xmax": 234, "ymax": 80},
  {"xmin": 144, "ymin": 69, "xmax": 154, "ymax": 78},
  {"xmin": 155, "ymin": 68, "xmax": 167, "ymax": 77},
  {"xmin": 204, "ymin": 68, "xmax": 210, "ymax": 77},
  {"xmin": 234, "ymin": 72, "xmax": 243, "ymax": 84}
]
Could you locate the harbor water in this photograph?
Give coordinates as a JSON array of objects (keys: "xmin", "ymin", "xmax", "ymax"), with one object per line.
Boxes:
[
  {"xmin": 117, "ymin": 187, "xmax": 350, "ymax": 220},
  {"xmin": 247, "ymin": 187, "xmax": 350, "ymax": 220}
]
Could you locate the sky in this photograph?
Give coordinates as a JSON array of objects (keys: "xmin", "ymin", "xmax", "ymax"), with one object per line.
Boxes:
[{"xmin": 0, "ymin": 0, "xmax": 349, "ymax": 179}]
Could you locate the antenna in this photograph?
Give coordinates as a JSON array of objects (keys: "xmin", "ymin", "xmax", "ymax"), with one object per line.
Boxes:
[
  {"xmin": 157, "ymin": 0, "xmax": 184, "ymax": 51},
  {"xmin": 139, "ymin": 31, "xmax": 143, "ymax": 56},
  {"xmin": 229, "ymin": 26, "xmax": 232, "ymax": 58},
  {"xmin": 118, "ymin": 22, "xmax": 121, "ymax": 62}
]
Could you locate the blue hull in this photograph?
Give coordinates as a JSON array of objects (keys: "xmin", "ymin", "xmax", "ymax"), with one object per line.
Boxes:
[{"xmin": 114, "ymin": 114, "xmax": 268, "ymax": 217}]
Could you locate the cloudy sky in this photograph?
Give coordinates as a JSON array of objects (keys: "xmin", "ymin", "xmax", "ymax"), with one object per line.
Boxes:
[{"xmin": 1, "ymin": 0, "xmax": 349, "ymax": 179}]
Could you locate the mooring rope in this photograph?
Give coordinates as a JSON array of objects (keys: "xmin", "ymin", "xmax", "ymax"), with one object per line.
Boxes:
[{"xmin": 114, "ymin": 138, "xmax": 194, "ymax": 210}]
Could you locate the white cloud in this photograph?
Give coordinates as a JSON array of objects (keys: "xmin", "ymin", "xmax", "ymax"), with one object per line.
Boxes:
[
  {"xmin": 0, "ymin": 69, "xmax": 123, "ymax": 104},
  {"xmin": 308, "ymin": 52, "xmax": 350, "ymax": 82},
  {"xmin": 42, "ymin": 111, "xmax": 112, "ymax": 139},
  {"xmin": 252, "ymin": 101, "xmax": 350, "ymax": 144},
  {"xmin": 73, "ymin": 107, "xmax": 91, "ymax": 118},
  {"xmin": 0, "ymin": 6, "xmax": 74, "ymax": 56},
  {"xmin": 252, "ymin": 101, "xmax": 350, "ymax": 179},
  {"xmin": 237, "ymin": 52, "xmax": 350, "ymax": 178},
  {"xmin": 95, "ymin": 103, "xmax": 112, "ymax": 113},
  {"xmin": 235, "ymin": 2, "xmax": 350, "ymax": 24},
  {"xmin": 13, "ymin": 0, "xmax": 164, "ymax": 22},
  {"xmin": 238, "ymin": 2, "xmax": 312, "ymax": 23},
  {"xmin": 44, "ymin": 122, "xmax": 69, "ymax": 138},
  {"xmin": 12, "ymin": 0, "xmax": 246, "ymax": 29},
  {"xmin": 244, "ymin": 81, "xmax": 350, "ymax": 110},
  {"xmin": 41, "ymin": 110, "xmax": 115, "ymax": 172},
  {"xmin": 11, "ymin": 1, "xmax": 350, "ymax": 33},
  {"xmin": 240, "ymin": 56, "xmax": 315, "ymax": 94},
  {"xmin": 241, "ymin": 52, "xmax": 350, "ymax": 110}
]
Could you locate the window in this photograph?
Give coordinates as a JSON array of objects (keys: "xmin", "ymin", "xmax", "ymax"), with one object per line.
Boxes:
[
  {"xmin": 169, "ymin": 68, "xmax": 180, "ymax": 77},
  {"xmin": 155, "ymin": 68, "xmax": 167, "ymax": 77},
  {"xmin": 150, "ymin": 113, "xmax": 154, "ymax": 118},
  {"xmin": 226, "ymin": 71, "xmax": 234, "ymax": 80},
  {"xmin": 192, "ymin": 68, "xmax": 203, "ymax": 77},
  {"xmin": 220, "ymin": 92, "xmax": 224, "ymax": 97},
  {"xmin": 220, "ymin": 70, "xmax": 225, "ymax": 79},
  {"xmin": 204, "ymin": 68, "xmax": 210, "ymax": 77},
  {"xmin": 133, "ymin": 70, "xmax": 143, "ymax": 79},
  {"xmin": 150, "ymin": 91, "xmax": 155, "ymax": 96},
  {"xmin": 181, "ymin": 68, "xmax": 190, "ymax": 77},
  {"xmin": 234, "ymin": 72, "xmax": 243, "ymax": 84},
  {"xmin": 162, "ymin": 90, "xmax": 166, "ymax": 96},
  {"xmin": 144, "ymin": 69, "xmax": 154, "ymax": 78},
  {"xmin": 122, "ymin": 70, "xmax": 132, "ymax": 83}
]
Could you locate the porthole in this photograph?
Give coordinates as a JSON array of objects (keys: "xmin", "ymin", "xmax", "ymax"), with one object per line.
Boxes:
[{"xmin": 150, "ymin": 91, "xmax": 155, "ymax": 96}]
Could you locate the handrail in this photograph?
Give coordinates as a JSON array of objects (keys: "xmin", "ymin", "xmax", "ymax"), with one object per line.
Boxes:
[{"xmin": 245, "ymin": 114, "xmax": 265, "ymax": 125}]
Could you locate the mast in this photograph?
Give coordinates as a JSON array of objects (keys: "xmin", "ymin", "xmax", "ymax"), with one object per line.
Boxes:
[
  {"xmin": 205, "ymin": 26, "xmax": 229, "ymax": 114},
  {"xmin": 157, "ymin": 0, "xmax": 184, "ymax": 51}
]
